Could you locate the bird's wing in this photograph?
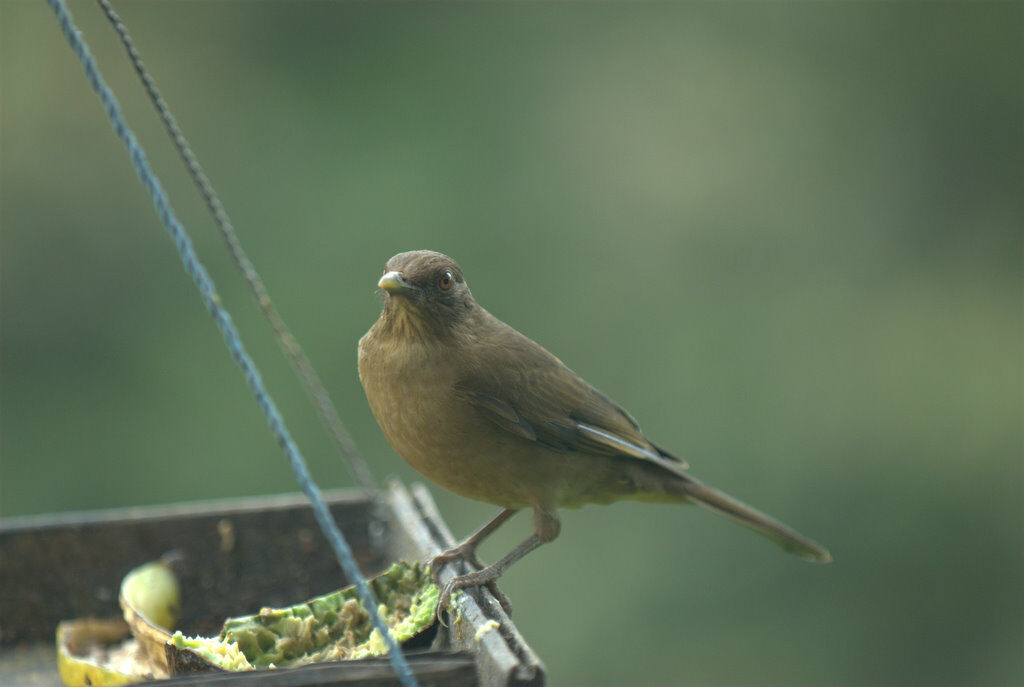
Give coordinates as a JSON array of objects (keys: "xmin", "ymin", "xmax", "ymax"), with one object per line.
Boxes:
[{"xmin": 454, "ymin": 323, "xmax": 688, "ymax": 471}]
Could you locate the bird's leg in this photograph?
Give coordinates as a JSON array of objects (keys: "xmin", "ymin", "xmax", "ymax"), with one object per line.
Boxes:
[
  {"xmin": 438, "ymin": 533, "xmax": 541, "ymax": 624},
  {"xmin": 430, "ymin": 508, "xmax": 518, "ymax": 615},
  {"xmin": 430, "ymin": 508, "xmax": 518, "ymax": 573},
  {"xmin": 437, "ymin": 507, "xmax": 560, "ymax": 623}
]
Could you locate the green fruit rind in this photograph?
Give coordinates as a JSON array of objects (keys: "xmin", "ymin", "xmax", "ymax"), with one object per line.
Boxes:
[{"xmin": 171, "ymin": 561, "xmax": 437, "ymax": 671}]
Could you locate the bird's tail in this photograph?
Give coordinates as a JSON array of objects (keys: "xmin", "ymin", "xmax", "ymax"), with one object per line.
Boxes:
[{"xmin": 679, "ymin": 479, "xmax": 832, "ymax": 563}]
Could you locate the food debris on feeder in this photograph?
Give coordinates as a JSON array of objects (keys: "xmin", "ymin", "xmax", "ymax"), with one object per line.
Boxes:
[
  {"xmin": 168, "ymin": 561, "xmax": 438, "ymax": 672},
  {"xmin": 0, "ymin": 486, "xmax": 546, "ymax": 687},
  {"xmin": 56, "ymin": 558, "xmax": 180, "ymax": 686},
  {"xmin": 55, "ymin": 557, "xmax": 438, "ymax": 685}
]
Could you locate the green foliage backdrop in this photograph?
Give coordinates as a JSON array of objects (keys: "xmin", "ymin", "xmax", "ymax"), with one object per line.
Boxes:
[{"xmin": 2, "ymin": 3, "xmax": 1021, "ymax": 685}]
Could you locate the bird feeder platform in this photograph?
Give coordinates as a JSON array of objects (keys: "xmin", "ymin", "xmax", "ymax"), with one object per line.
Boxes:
[{"xmin": 0, "ymin": 481, "xmax": 545, "ymax": 687}]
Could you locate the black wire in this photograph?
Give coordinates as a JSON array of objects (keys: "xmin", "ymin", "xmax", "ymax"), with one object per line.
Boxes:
[{"xmin": 95, "ymin": 0, "xmax": 377, "ymax": 491}]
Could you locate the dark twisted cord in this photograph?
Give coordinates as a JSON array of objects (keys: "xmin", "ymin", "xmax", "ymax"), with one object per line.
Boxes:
[
  {"xmin": 94, "ymin": 0, "xmax": 376, "ymax": 491},
  {"xmin": 42, "ymin": 1, "xmax": 415, "ymax": 684}
]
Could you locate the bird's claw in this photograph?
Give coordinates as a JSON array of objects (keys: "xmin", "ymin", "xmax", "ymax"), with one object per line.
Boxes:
[
  {"xmin": 429, "ymin": 542, "xmax": 484, "ymax": 577},
  {"xmin": 435, "ymin": 568, "xmax": 513, "ymax": 627}
]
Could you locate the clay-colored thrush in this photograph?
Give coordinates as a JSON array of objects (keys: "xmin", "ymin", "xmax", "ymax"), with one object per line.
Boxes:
[{"xmin": 359, "ymin": 250, "xmax": 830, "ymax": 614}]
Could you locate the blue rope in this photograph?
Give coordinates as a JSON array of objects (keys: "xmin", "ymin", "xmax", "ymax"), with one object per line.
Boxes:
[
  {"xmin": 93, "ymin": 0, "xmax": 378, "ymax": 493},
  {"xmin": 43, "ymin": 2, "xmax": 418, "ymax": 685}
]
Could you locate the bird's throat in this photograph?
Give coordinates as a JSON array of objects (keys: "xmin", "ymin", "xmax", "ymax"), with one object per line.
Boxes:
[{"xmin": 379, "ymin": 297, "xmax": 444, "ymax": 342}]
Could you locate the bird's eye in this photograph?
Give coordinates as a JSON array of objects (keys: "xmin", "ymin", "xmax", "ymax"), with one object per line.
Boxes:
[{"xmin": 438, "ymin": 271, "xmax": 453, "ymax": 291}]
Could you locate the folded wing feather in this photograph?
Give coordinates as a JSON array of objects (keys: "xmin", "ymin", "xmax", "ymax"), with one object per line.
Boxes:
[{"xmin": 455, "ymin": 321, "xmax": 688, "ymax": 472}]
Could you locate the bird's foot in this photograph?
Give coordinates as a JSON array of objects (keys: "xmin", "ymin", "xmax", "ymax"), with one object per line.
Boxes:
[
  {"xmin": 437, "ymin": 564, "xmax": 513, "ymax": 626},
  {"xmin": 429, "ymin": 540, "xmax": 485, "ymax": 576}
]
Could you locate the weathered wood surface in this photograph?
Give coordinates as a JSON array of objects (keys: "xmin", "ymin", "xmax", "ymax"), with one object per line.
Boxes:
[
  {"xmin": 0, "ymin": 491, "xmax": 386, "ymax": 645},
  {"xmin": 0, "ymin": 646, "xmax": 476, "ymax": 687},
  {"xmin": 152, "ymin": 653, "xmax": 477, "ymax": 687},
  {"xmin": 0, "ymin": 485, "xmax": 545, "ymax": 686},
  {"xmin": 387, "ymin": 481, "xmax": 546, "ymax": 687}
]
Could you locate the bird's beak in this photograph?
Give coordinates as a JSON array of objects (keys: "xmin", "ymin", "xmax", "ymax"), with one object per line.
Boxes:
[{"xmin": 378, "ymin": 271, "xmax": 417, "ymax": 295}]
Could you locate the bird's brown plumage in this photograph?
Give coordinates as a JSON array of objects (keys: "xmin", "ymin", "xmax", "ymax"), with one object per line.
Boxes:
[{"xmin": 358, "ymin": 250, "xmax": 830, "ymax": 610}]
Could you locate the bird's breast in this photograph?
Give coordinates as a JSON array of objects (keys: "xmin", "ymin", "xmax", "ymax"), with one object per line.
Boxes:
[
  {"xmin": 358, "ymin": 324, "xmax": 643, "ymax": 511},
  {"xmin": 358, "ymin": 331, "xmax": 452, "ymax": 449},
  {"xmin": 358, "ymin": 329, "xmax": 542, "ymax": 508}
]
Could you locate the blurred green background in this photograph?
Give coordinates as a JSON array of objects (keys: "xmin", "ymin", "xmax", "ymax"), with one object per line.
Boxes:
[{"xmin": 2, "ymin": 2, "xmax": 1021, "ymax": 685}]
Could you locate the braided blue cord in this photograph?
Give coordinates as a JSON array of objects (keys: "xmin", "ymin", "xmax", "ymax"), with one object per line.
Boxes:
[{"xmin": 43, "ymin": 2, "xmax": 418, "ymax": 684}]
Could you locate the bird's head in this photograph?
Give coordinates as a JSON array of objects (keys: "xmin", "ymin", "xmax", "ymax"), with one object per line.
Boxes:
[{"xmin": 375, "ymin": 250, "xmax": 477, "ymax": 337}]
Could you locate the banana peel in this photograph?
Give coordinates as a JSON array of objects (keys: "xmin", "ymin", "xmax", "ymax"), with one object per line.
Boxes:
[
  {"xmin": 56, "ymin": 559, "xmax": 180, "ymax": 686},
  {"xmin": 56, "ymin": 618, "xmax": 158, "ymax": 687},
  {"xmin": 119, "ymin": 559, "xmax": 180, "ymax": 673}
]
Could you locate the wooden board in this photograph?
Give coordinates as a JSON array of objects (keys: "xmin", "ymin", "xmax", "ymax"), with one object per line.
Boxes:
[{"xmin": 0, "ymin": 485, "xmax": 545, "ymax": 686}]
